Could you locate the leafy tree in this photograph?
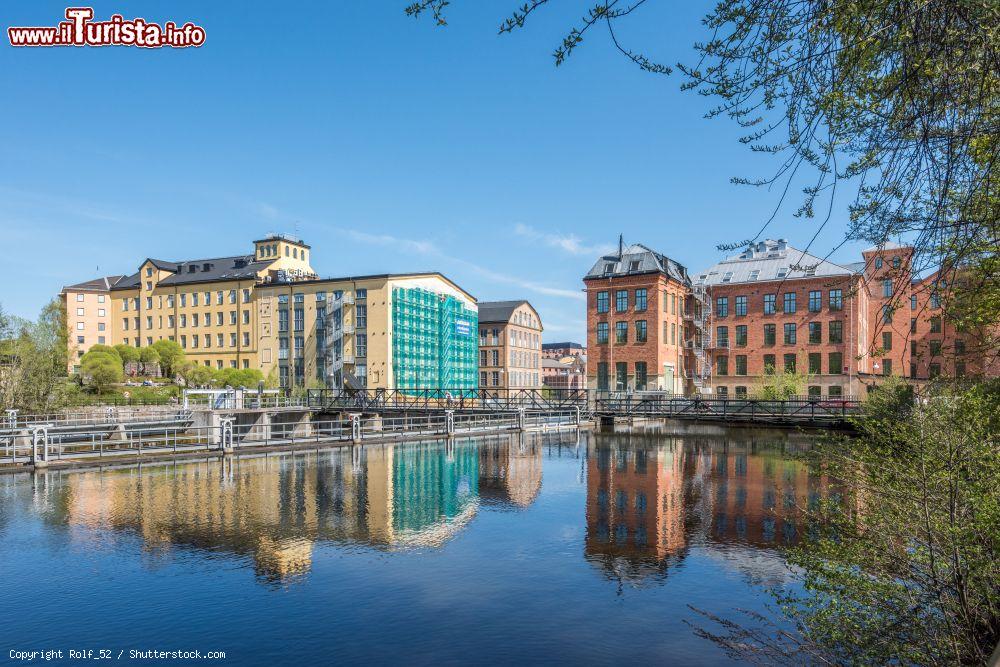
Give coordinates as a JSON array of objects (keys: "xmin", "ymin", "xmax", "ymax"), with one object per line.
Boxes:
[
  {"xmin": 87, "ymin": 344, "xmax": 120, "ymax": 364},
  {"xmin": 752, "ymin": 366, "xmax": 811, "ymax": 400},
  {"xmin": 138, "ymin": 347, "xmax": 160, "ymax": 364},
  {"xmin": 182, "ymin": 363, "xmax": 214, "ymax": 387},
  {"xmin": 113, "ymin": 344, "xmax": 140, "ymax": 365},
  {"xmin": 697, "ymin": 378, "xmax": 1000, "ymax": 664},
  {"xmin": 80, "ymin": 350, "xmax": 122, "ymax": 394},
  {"xmin": 0, "ymin": 300, "xmax": 72, "ymax": 412},
  {"xmin": 150, "ymin": 339, "xmax": 184, "ymax": 377},
  {"xmin": 213, "ymin": 367, "xmax": 264, "ymax": 389}
]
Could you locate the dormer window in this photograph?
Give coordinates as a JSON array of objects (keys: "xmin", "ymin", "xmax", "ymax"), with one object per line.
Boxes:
[
  {"xmin": 629, "ymin": 260, "xmax": 640, "ymax": 271},
  {"xmin": 777, "ymin": 267, "xmax": 789, "ymax": 278},
  {"xmin": 722, "ymin": 271, "xmax": 733, "ymax": 283},
  {"xmin": 748, "ymin": 270, "xmax": 760, "ymax": 281},
  {"xmin": 603, "ymin": 263, "xmax": 614, "ymax": 275},
  {"xmin": 202, "ymin": 263, "xmax": 212, "ymax": 272},
  {"xmin": 188, "ymin": 265, "xmax": 196, "ymax": 273}
]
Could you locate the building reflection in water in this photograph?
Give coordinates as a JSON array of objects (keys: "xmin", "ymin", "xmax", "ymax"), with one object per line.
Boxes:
[
  {"xmin": 34, "ymin": 433, "xmax": 550, "ymax": 584},
  {"xmin": 584, "ymin": 429, "xmax": 835, "ymax": 585}
]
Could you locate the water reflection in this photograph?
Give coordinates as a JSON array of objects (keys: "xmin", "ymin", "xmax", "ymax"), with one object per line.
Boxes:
[
  {"xmin": 584, "ymin": 430, "xmax": 834, "ymax": 585},
  {"xmin": 24, "ymin": 434, "xmax": 549, "ymax": 583},
  {"xmin": 10, "ymin": 427, "xmax": 832, "ymax": 588}
]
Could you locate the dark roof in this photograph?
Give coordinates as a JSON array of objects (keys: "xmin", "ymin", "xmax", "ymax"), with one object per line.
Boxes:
[
  {"xmin": 111, "ymin": 255, "xmax": 271, "ymax": 290},
  {"xmin": 477, "ymin": 300, "xmax": 530, "ymax": 323},
  {"xmin": 584, "ymin": 243, "xmax": 689, "ymax": 284},
  {"xmin": 542, "ymin": 342, "xmax": 584, "ymax": 350},
  {"xmin": 63, "ymin": 275, "xmax": 123, "ymax": 292}
]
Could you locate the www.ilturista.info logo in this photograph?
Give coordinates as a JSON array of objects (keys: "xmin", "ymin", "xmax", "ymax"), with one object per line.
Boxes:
[{"xmin": 8, "ymin": 7, "xmax": 205, "ymax": 48}]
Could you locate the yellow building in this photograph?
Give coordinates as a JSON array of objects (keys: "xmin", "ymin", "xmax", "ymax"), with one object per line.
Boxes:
[
  {"xmin": 64, "ymin": 235, "xmax": 481, "ymax": 390},
  {"xmin": 60, "ymin": 275, "xmax": 123, "ymax": 373}
]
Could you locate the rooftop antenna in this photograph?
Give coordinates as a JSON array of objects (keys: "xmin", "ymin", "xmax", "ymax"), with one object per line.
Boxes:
[{"xmin": 618, "ymin": 234, "xmax": 624, "ymax": 258}]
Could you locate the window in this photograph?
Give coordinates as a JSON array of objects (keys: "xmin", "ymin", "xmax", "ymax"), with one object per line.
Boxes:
[
  {"xmin": 882, "ymin": 331, "xmax": 892, "ymax": 351},
  {"xmin": 882, "ymin": 279, "xmax": 893, "ymax": 298},
  {"xmin": 356, "ymin": 333, "xmax": 367, "ymax": 357},
  {"xmin": 123, "ymin": 318, "xmax": 129, "ymax": 331},
  {"xmin": 955, "ymin": 361, "xmax": 966, "ymax": 377},
  {"xmin": 716, "ymin": 325, "xmax": 729, "ymax": 347},
  {"xmin": 243, "ymin": 310, "xmax": 250, "ymax": 325},
  {"xmin": 930, "ymin": 293, "xmax": 941, "ymax": 309},
  {"xmin": 615, "ymin": 362, "xmax": 627, "ymax": 391},
  {"xmin": 229, "ymin": 311, "xmax": 237, "ymax": 325},
  {"xmin": 764, "ymin": 293, "xmax": 776, "ymax": 314},
  {"xmin": 635, "ymin": 320, "xmax": 647, "ymax": 343},
  {"xmin": 930, "ymin": 340, "xmax": 942, "ymax": 357},
  {"xmin": 229, "ymin": 333, "xmax": 237, "ymax": 347},
  {"xmin": 278, "ymin": 309, "xmax": 288, "ymax": 332},
  {"xmin": 242, "ymin": 289, "xmax": 250, "ymax": 303},
  {"xmin": 735, "ymin": 355, "xmax": 747, "ymax": 376},
  {"xmin": 828, "ymin": 385, "xmax": 843, "ymax": 397},
  {"xmin": 145, "ymin": 267, "xmax": 153, "ymax": 277},
  {"xmin": 217, "ymin": 333, "xmax": 224, "ymax": 347},
  {"xmin": 716, "ymin": 356, "xmax": 729, "ymax": 376},
  {"xmin": 875, "ymin": 256, "xmax": 883, "ymax": 269},
  {"xmin": 735, "ymin": 386, "xmax": 748, "ymax": 398},
  {"xmin": 597, "ymin": 362, "xmax": 609, "ymax": 391},
  {"xmin": 216, "ymin": 291, "xmax": 224, "ymax": 305},
  {"xmin": 216, "ymin": 312, "xmax": 224, "ymax": 326},
  {"xmin": 615, "ymin": 290, "xmax": 629, "ymax": 312},
  {"xmin": 929, "ymin": 363, "xmax": 941, "ymax": 378},
  {"xmin": 808, "ymin": 352, "xmax": 822, "ymax": 374},
  {"xmin": 76, "ymin": 308, "xmax": 84, "ymax": 316},
  {"xmin": 808, "ymin": 385, "xmax": 821, "ymax": 398},
  {"xmin": 356, "ymin": 304, "xmax": 367, "ymax": 328},
  {"xmin": 784, "ymin": 323, "xmax": 797, "ymax": 345},
  {"xmin": 882, "ymin": 359, "xmax": 892, "ymax": 375},
  {"xmin": 808, "ymin": 290, "xmax": 822, "ymax": 312},
  {"xmin": 892, "ymin": 256, "xmax": 901, "ymax": 269},
  {"xmin": 829, "ymin": 352, "xmax": 843, "ymax": 374},
  {"xmin": 634, "ymin": 362, "xmax": 647, "ymax": 390},
  {"xmin": 294, "ymin": 307, "xmax": 304, "ymax": 331},
  {"xmin": 955, "ymin": 340, "xmax": 966, "ymax": 355},
  {"xmin": 671, "ymin": 322, "xmax": 676, "ymax": 345},
  {"xmin": 635, "ymin": 289, "xmax": 647, "ymax": 312},
  {"xmin": 763, "ymin": 354, "xmax": 776, "ymax": 374},
  {"xmin": 783, "ymin": 353, "xmax": 796, "ymax": 373},
  {"xmin": 829, "ymin": 289, "xmax": 843, "ymax": 311},
  {"xmin": 735, "ymin": 325, "xmax": 747, "ymax": 347},
  {"xmin": 242, "ymin": 332, "xmax": 250, "ymax": 346},
  {"xmin": 491, "ymin": 350, "xmax": 499, "ymax": 366},
  {"xmin": 763, "ymin": 324, "xmax": 776, "ymax": 346},
  {"xmin": 783, "ymin": 292, "xmax": 797, "ymax": 313},
  {"xmin": 596, "ymin": 291, "xmax": 609, "ymax": 313},
  {"xmin": 75, "ymin": 294, "xmax": 84, "ymax": 302},
  {"xmin": 716, "ymin": 296, "xmax": 729, "ymax": 317},
  {"xmin": 735, "ymin": 295, "xmax": 747, "ymax": 316},
  {"xmin": 930, "ymin": 316, "xmax": 942, "ymax": 333},
  {"xmin": 716, "ymin": 386, "xmax": 729, "ymax": 397},
  {"xmin": 825, "ymin": 320, "xmax": 844, "ymax": 344},
  {"xmin": 615, "ymin": 321, "xmax": 628, "ymax": 344},
  {"xmin": 597, "ymin": 322, "xmax": 608, "ymax": 344}
]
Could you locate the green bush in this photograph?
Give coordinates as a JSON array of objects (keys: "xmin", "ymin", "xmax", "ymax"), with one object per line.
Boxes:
[{"xmin": 80, "ymin": 350, "xmax": 122, "ymax": 394}]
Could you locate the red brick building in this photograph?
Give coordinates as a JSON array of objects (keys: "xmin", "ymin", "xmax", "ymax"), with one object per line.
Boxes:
[
  {"xmin": 585, "ymin": 237, "xmax": 997, "ymax": 398},
  {"xmin": 584, "ymin": 242, "xmax": 690, "ymax": 392}
]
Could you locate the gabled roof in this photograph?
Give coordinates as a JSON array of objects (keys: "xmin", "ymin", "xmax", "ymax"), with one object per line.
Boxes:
[
  {"xmin": 694, "ymin": 239, "xmax": 858, "ymax": 286},
  {"xmin": 62, "ymin": 275, "xmax": 123, "ymax": 292},
  {"xmin": 584, "ymin": 243, "xmax": 689, "ymax": 284},
  {"xmin": 112, "ymin": 255, "xmax": 273, "ymax": 290},
  {"xmin": 478, "ymin": 300, "xmax": 532, "ymax": 324}
]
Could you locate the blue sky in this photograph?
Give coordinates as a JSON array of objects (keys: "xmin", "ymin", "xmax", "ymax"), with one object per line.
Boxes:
[{"xmin": 1, "ymin": 1, "xmax": 864, "ymax": 341}]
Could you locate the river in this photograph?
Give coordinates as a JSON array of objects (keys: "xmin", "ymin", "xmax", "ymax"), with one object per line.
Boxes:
[{"xmin": 0, "ymin": 425, "xmax": 830, "ymax": 665}]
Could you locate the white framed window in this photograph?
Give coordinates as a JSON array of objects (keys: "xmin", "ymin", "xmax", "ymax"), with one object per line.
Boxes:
[
  {"xmin": 76, "ymin": 308, "xmax": 84, "ymax": 316},
  {"xmin": 97, "ymin": 309, "xmax": 105, "ymax": 317},
  {"xmin": 75, "ymin": 294, "xmax": 84, "ymax": 302},
  {"xmin": 97, "ymin": 295, "xmax": 105, "ymax": 303},
  {"xmin": 76, "ymin": 322, "xmax": 84, "ymax": 330}
]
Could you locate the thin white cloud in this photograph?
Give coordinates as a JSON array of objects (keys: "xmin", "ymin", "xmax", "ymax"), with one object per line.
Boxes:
[
  {"xmin": 339, "ymin": 228, "xmax": 585, "ymax": 302},
  {"xmin": 514, "ymin": 223, "xmax": 614, "ymax": 257}
]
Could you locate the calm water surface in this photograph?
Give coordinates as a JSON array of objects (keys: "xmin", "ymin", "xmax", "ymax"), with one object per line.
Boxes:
[{"xmin": 0, "ymin": 427, "xmax": 827, "ymax": 665}]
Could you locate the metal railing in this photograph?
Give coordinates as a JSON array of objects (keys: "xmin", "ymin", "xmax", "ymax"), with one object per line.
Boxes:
[
  {"xmin": 594, "ymin": 394, "xmax": 861, "ymax": 424},
  {"xmin": 307, "ymin": 388, "xmax": 590, "ymax": 412},
  {"xmin": 0, "ymin": 409, "xmax": 581, "ymax": 467}
]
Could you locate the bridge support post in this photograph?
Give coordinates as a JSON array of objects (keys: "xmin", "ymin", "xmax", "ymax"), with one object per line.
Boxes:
[
  {"xmin": 445, "ymin": 410, "xmax": 455, "ymax": 437},
  {"xmin": 350, "ymin": 413, "xmax": 361, "ymax": 443},
  {"xmin": 220, "ymin": 418, "xmax": 234, "ymax": 454},
  {"xmin": 517, "ymin": 408, "xmax": 526, "ymax": 432},
  {"xmin": 31, "ymin": 426, "xmax": 50, "ymax": 468},
  {"xmin": 5, "ymin": 409, "xmax": 18, "ymax": 429},
  {"xmin": 574, "ymin": 406, "xmax": 581, "ymax": 426},
  {"xmin": 105, "ymin": 406, "xmax": 117, "ymax": 424}
]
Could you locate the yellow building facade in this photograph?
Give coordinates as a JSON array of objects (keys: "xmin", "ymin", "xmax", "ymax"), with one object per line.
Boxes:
[{"xmin": 65, "ymin": 235, "xmax": 480, "ymax": 390}]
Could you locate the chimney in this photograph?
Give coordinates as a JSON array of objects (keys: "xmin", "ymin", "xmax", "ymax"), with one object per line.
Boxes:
[{"xmin": 618, "ymin": 234, "xmax": 624, "ymax": 258}]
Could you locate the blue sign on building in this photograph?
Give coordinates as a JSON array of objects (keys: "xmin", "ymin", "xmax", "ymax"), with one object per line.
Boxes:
[{"xmin": 455, "ymin": 319, "xmax": 472, "ymax": 336}]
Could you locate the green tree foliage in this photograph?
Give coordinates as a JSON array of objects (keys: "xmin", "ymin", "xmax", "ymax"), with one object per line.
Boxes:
[
  {"xmin": 752, "ymin": 367, "xmax": 811, "ymax": 400},
  {"xmin": 0, "ymin": 300, "xmax": 71, "ymax": 411},
  {"xmin": 138, "ymin": 347, "xmax": 160, "ymax": 364},
  {"xmin": 697, "ymin": 378, "xmax": 1000, "ymax": 664},
  {"xmin": 86, "ymin": 344, "xmax": 120, "ymax": 364},
  {"xmin": 180, "ymin": 363, "xmax": 214, "ymax": 387},
  {"xmin": 79, "ymin": 350, "xmax": 123, "ymax": 394},
  {"xmin": 113, "ymin": 344, "xmax": 140, "ymax": 365},
  {"xmin": 213, "ymin": 367, "xmax": 264, "ymax": 389},
  {"xmin": 149, "ymin": 339, "xmax": 184, "ymax": 377}
]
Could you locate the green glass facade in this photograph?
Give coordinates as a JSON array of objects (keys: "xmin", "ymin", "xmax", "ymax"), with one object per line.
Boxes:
[
  {"xmin": 391, "ymin": 444, "xmax": 479, "ymax": 534},
  {"xmin": 391, "ymin": 286, "xmax": 479, "ymax": 390}
]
